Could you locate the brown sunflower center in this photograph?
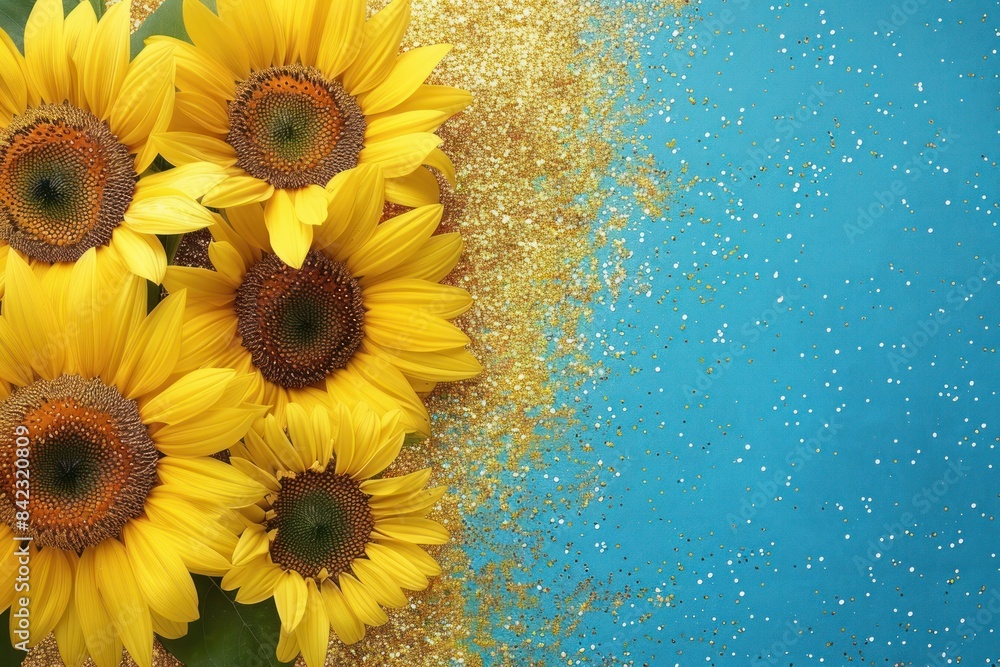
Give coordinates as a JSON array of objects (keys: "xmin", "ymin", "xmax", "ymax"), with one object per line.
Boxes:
[
  {"xmin": 267, "ymin": 468, "xmax": 374, "ymax": 578},
  {"xmin": 228, "ymin": 65, "xmax": 365, "ymax": 189},
  {"xmin": 235, "ymin": 250, "xmax": 365, "ymax": 389},
  {"xmin": 0, "ymin": 104, "xmax": 136, "ymax": 263},
  {"xmin": 0, "ymin": 375, "xmax": 157, "ymax": 551}
]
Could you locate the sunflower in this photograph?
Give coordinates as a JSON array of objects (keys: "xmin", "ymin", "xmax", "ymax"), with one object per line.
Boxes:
[
  {"xmin": 0, "ymin": 0, "xmax": 229, "ymax": 287},
  {"xmin": 162, "ymin": 163, "xmax": 480, "ymax": 435},
  {"xmin": 152, "ymin": 0, "xmax": 471, "ymax": 269},
  {"xmin": 223, "ymin": 402, "xmax": 448, "ymax": 665},
  {"xmin": 0, "ymin": 252, "xmax": 268, "ymax": 667}
]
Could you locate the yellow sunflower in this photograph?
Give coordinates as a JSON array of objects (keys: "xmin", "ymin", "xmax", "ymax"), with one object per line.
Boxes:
[
  {"xmin": 223, "ymin": 403, "xmax": 448, "ymax": 665},
  {"xmin": 0, "ymin": 0, "xmax": 229, "ymax": 287},
  {"xmin": 0, "ymin": 252, "xmax": 268, "ymax": 667},
  {"xmin": 152, "ymin": 0, "xmax": 470, "ymax": 268},
  {"xmin": 162, "ymin": 163, "xmax": 481, "ymax": 434}
]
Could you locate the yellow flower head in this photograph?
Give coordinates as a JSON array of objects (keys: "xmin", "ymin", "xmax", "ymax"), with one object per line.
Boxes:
[
  {"xmin": 154, "ymin": 0, "xmax": 471, "ymax": 268},
  {"xmin": 0, "ymin": 252, "xmax": 268, "ymax": 667},
  {"xmin": 0, "ymin": 0, "xmax": 228, "ymax": 286},
  {"xmin": 163, "ymin": 163, "xmax": 481, "ymax": 434},
  {"xmin": 224, "ymin": 403, "xmax": 449, "ymax": 666}
]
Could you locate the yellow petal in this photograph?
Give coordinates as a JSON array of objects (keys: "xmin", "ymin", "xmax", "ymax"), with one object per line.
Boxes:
[
  {"xmin": 373, "ymin": 518, "xmax": 449, "ymax": 545},
  {"xmin": 153, "ymin": 406, "xmax": 263, "ymax": 457},
  {"xmin": 52, "ymin": 554, "xmax": 88, "ymax": 667},
  {"xmin": 265, "ymin": 189, "xmax": 313, "ymax": 269},
  {"xmin": 367, "ymin": 344, "xmax": 482, "ymax": 383},
  {"xmin": 135, "ymin": 161, "xmax": 229, "ymax": 200},
  {"xmin": 163, "ymin": 266, "xmax": 237, "ymax": 305},
  {"xmin": 114, "ymin": 288, "xmax": 185, "ymax": 398},
  {"xmin": 338, "ymin": 573, "xmax": 388, "ymax": 627},
  {"xmin": 285, "ymin": 403, "xmax": 320, "ymax": 468},
  {"xmin": 341, "ymin": 0, "xmax": 411, "ymax": 95},
  {"xmin": 384, "ymin": 167, "xmax": 440, "ymax": 207},
  {"xmin": 273, "ymin": 569, "xmax": 308, "ymax": 631},
  {"xmin": 360, "ymin": 468, "xmax": 431, "ymax": 498},
  {"xmin": 276, "ymin": 625, "xmax": 300, "ymax": 664},
  {"xmin": 360, "ymin": 44, "xmax": 452, "ymax": 115},
  {"xmin": 110, "ymin": 38, "xmax": 174, "ymax": 147},
  {"xmin": 363, "ymin": 279, "xmax": 471, "ymax": 319},
  {"xmin": 225, "ymin": 203, "xmax": 272, "ymax": 254},
  {"xmin": 316, "ymin": 163, "xmax": 383, "ymax": 257},
  {"xmin": 23, "ymin": 0, "xmax": 70, "ymax": 104},
  {"xmin": 423, "ymin": 147, "xmax": 456, "ymax": 186},
  {"xmin": 370, "ymin": 232, "xmax": 462, "ymax": 283},
  {"xmin": 315, "ymin": 0, "xmax": 365, "ymax": 77},
  {"xmin": 151, "ymin": 611, "xmax": 188, "ymax": 640},
  {"xmin": 154, "ymin": 131, "xmax": 238, "ymax": 167},
  {"xmin": 140, "ymin": 368, "xmax": 237, "ymax": 424},
  {"xmin": 95, "ymin": 539, "xmax": 153, "ymax": 667},
  {"xmin": 349, "ymin": 557, "xmax": 408, "ymax": 608},
  {"xmin": 377, "ymin": 538, "xmax": 442, "ymax": 577},
  {"xmin": 359, "ymin": 133, "xmax": 442, "ymax": 179},
  {"xmin": 24, "ymin": 546, "xmax": 72, "ymax": 646},
  {"xmin": 295, "ymin": 580, "xmax": 330, "ymax": 667},
  {"xmin": 76, "ymin": 548, "xmax": 123, "ymax": 667},
  {"xmin": 3, "ymin": 250, "xmax": 63, "ymax": 379},
  {"xmin": 0, "ymin": 29, "xmax": 28, "ymax": 119},
  {"xmin": 231, "ymin": 523, "xmax": 270, "ymax": 567},
  {"xmin": 183, "ymin": 0, "xmax": 249, "ymax": 78},
  {"xmin": 217, "ymin": 0, "xmax": 278, "ymax": 70},
  {"xmin": 173, "ymin": 89, "xmax": 229, "ymax": 135},
  {"xmin": 156, "ymin": 457, "xmax": 266, "ymax": 507},
  {"xmin": 111, "ymin": 227, "xmax": 167, "ymax": 283},
  {"xmin": 365, "ymin": 306, "xmax": 470, "ymax": 352},
  {"xmin": 347, "ymin": 204, "xmax": 443, "ymax": 277},
  {"xmin": 320, "ymin": 580, "xmax": 364, "ymax": 644},
  {"xmin": 369, "ymin": 84, "xmax": 472, "ymax": 117},
  {"xmin": 365, "ymin": 110, "xmax": 450, "ymax": 143},
  {"xmin": 123, "ymin": 195, "xmax": 215, "ymax": 235},
  {"xmin": 291, "ymin": 184, "xmax": 330, "ymax": 226},
  {"xmin": 203, "ymin": 175, "xmax": 274, "ymax": 209},
  {"xmin": 208, "ymin": 240, "xmax": 249, "ymax": 280},
  {"xmin": 83, "ymin": 0, "xmax": 130, "ymax": 119},
  {"xmin": 122, "ymin": 520, "xmax": 199, "ymax": 623}
]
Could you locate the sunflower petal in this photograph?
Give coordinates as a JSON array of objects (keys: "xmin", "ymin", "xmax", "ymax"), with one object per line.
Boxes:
[
  {"xmin": 156, "ymin": 457, "xmax": 266, "ymax": 507},
  {"xmin": 373, "ymin": 518, "xmax": 449, "ymax": 545},
  {"xmin": 114, "ymin": 289, "xmax": 185, "ymax": 397},
  {"xmin": 111, "ymin": 227, "xmax": 167, "ymax": 284},
  {"xmin": 183, "ymin": 0, "xmax": 249, "ymax": 78},
  {"xmin": 358, "ymin": 133, "xmax": 442, "ymax": 180},
  {"xmin": 274, "ymin": 569, "xmax": 308, "ymax": 631},
  {"xmin": 347, "ymin": 204, "xmax": 442, "ymax": 277},
  {"xmin": 217, "ymin": 0, "xmax": 278, "ymax": 70},
  {"xmin": 360, "ymin": 44, "xmax": 452, "ymax": 115},
  {"xmin": 123, "ymin": 520, "xmax": 199, "ymax": 623},
  {"xmin": 371, "ymin": 232, "xmax": 462, "ymax": 283},
  {"xmin": 110, "ymin": 40, "xmax": 174, "ymax": 148},
  {"xmin": 203, "ymin": 175, "xmax": 275, "ymax": 209},
  {"xmin": 154, "ymin": 131, "xmax": 238, "ymax": 167},
  {"xmin": 83, "ymin": 0, "xmax": 130, "ymax": 119},
  {"xmin": 295, "ymin": 580, "xmax": 330, "ymax": 667},
  {"xmin": 4, "ymin": 251, "xmax": 64, "ymax": 379},
  {"xmin": 23, "ymin": 0, "xmax": 70, "ymax": 104},
  {"xmin": 341, "ymin": 0, "xmax": 411, "ymax": 95},
  {"xmin": 338, "ymin": 573, "xmax": 388, "ymax": 627},
  {"xmin": 365, "ymin": 110, "xmax": 450, "ymax": 143},
  {"xmin": 76, "ymin": 548, "xmax": 123, "ymax": 667},
  {"xmin": 265, "ymin": 189, "xmax": 313, "ymax": 269},
  {"xmin": 140, "ymin": 368, "xmax": 236, "ymax": 424},
  {"xmin": 320, "ymin": 580, "xmax": 365, "ymax": 644},
  {"xmin": 365, "ymin": 306, "xmax": 470, "ymax": 352},
  {"xmin": 123, "ymin": 195, "xmax": 215, "ymax": 235},
  {"xmin": 363, "ymin": 279, "xmax": 472, "ymax": 318},
  {"xmin": 95, "ymin": 539, "xmax": 153, "ymax": 667},
  {"xmin": 315, "ymin": 0, "xmax": 365, "ymax": 77}
]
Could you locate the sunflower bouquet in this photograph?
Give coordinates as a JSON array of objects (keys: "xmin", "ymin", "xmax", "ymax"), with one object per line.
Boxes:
[{"xmin": 0, "ymin": 0, "xmax": 477, "ymax": 665}]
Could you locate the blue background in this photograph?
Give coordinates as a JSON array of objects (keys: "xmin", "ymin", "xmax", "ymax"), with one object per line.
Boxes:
[{"xmin": 512, "ymin": 1, "xmax": 1000, "ymax": 665}]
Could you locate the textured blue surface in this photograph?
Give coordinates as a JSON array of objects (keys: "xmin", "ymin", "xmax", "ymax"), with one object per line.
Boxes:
[{"xmin": 552, "ymin": 1, "xmax": 1000, "ymax": 665}]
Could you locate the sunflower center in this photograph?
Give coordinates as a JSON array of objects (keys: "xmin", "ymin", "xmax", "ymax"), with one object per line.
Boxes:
[
  {"xmin": 0, "ymin": 375, "xmax": 157, "ymax": 551},
  {"xmin": 0, "ymin": 104, "xmax": 136, "ymax": 263},
  {"xmin": 235, "ymin": 251, "xmax": 365, "ymax": 389},
  {"xmin": 228, "ymin": 65, "xmax": 365, "ymax": 189},
  {"xmin": 267, "ymin": 468, "xmax": 374, "ymax": 578}
]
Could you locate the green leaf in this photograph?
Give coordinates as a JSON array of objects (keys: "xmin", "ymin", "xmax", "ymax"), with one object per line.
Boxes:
[
  {"xmin": 160, "ymin": 575, "xmax": 293, "ymax": 667},
  {"xmin": 0, "ymin": 611, "xmax": 27, "ymax": 666},
  {"xmin": 403, "ymin": 432, "xmax": 425, "ymax": 447},
  {"xmin": 130, "ymin": 0, "xmax": 215, "ymax": 57},
  {"xmin": 0, "ymin": 0, "xmax": 34, "ymax": 51}
]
